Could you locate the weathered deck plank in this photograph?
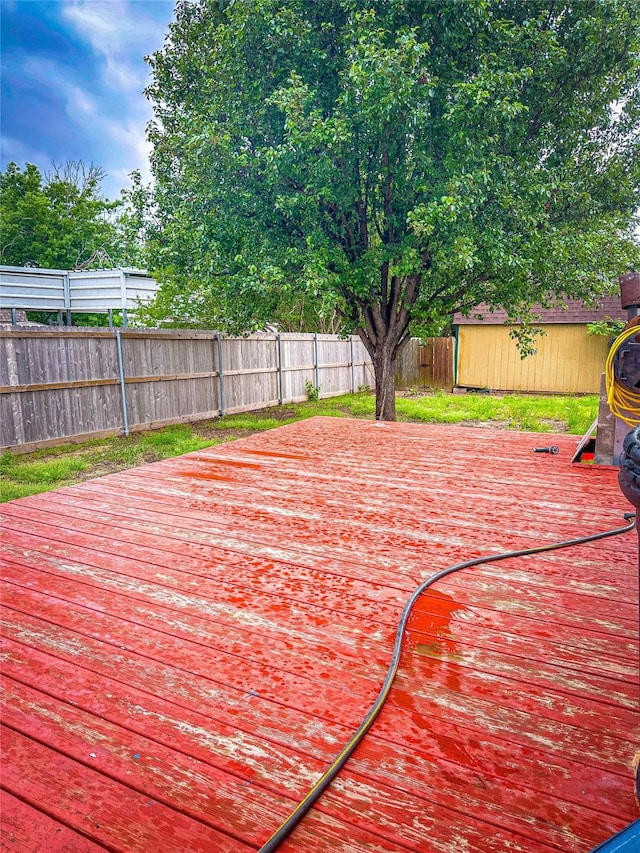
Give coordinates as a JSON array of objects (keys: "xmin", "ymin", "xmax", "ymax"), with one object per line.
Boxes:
[{"xmin": 1, "ymin": 417, "xmax": 638, "ymax": 852}]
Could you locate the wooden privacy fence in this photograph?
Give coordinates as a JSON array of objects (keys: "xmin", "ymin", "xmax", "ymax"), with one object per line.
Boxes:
[
  {"xmin": 0, "ymin": 329, "xmax": 375, "ymax": 452},
  {"xmin": 395, "ymin": 337, "xmax": 455, "ymax": 389},
  {"xmin": 419, "ymin": 338, "xmax": 455, "ymax": 389}
]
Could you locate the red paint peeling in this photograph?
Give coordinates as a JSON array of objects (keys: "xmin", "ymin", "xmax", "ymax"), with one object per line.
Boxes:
[{"xmin": 0, "ymin": 418, "xmax": 637, "ymax": 852}]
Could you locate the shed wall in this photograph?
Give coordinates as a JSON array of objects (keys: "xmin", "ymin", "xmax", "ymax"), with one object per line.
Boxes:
[{"xmin": 456, "ymin": 324, "xmax": 609, "ymax": 393}]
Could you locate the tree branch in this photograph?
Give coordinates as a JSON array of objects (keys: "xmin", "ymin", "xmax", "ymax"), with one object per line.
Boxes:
[
  {"xmin": 324, "ymin": 200, "xmax": 359, "ymax": 261},
  {"xmin": 387, "ymin": 273, "xmax": 402, "ymax": 324},
  {"xmin": 380, "ymin": 261, "xmax": 389, "ymax": 320},
  {"xmin": 394, "ymin": 274, "xmax": 420, "ymax": 340},
  {"xmin": 360, "ymin": 305, "xmax": 380, "ymax": 350},
  {"xmin": 369, "ymin": 301, "xmax": 387, "ymax": 339}
]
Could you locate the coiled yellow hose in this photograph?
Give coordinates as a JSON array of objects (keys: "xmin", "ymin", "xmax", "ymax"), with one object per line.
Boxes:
[{"xmin": 606, "ymin": 324, "xmax": 640, "ymax": 426}]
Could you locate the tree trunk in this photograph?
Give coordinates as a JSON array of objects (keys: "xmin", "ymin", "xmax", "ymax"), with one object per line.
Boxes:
[
  {"xmin": 356, "ymin": 271, "xmax": 420, "ymax": 422},
  {"xmin": 372, "ymin": 348, "xmax": 398, "ymax": 420}
]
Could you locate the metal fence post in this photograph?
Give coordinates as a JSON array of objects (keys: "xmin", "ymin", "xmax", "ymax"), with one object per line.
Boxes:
[
  {"xmin": 350, "ymin": 336, "xmax": 355, "ymax": 393},
  {"xmin": 115, "ymin": 330, "xmax": 130, "ymax": 436},
  {"xmin": 276, "ymin": 333, "xmax": 284, "ymax": 405},
  {"xmin": 314, "ymin": 333, "xmax": 320, "ymax": 392},
  {"xmin": 63, "ymin": 272, "xmax": 70, "ymax": 325},
  {"xmin": 216, "ymin": 331, "xmax": 225, "ymax": 416},
  {"xmin": 119, "ymin": 270, "xmax": 128, "ymax": 328}
]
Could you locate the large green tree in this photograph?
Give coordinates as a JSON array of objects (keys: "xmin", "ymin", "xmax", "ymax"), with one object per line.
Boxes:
[
  {"xmin": 146, "ymin": 0, "xmax": 640, "ymax": 419},
  {"xmin": 0, "ymin": 161, "xmax": 127, "ymax": 270}
]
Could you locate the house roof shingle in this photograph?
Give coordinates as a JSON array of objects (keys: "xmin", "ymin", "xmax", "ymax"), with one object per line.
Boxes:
[{"xmin": 453, "ymin": 296, "xmax": 626, "ymax": 325}]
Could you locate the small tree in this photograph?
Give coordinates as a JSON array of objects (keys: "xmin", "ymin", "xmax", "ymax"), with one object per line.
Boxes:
[
  {"xmin": 146, "ymin": 0, "xmax": 640, "ymax": 419},
  {"xmin": 0, "ymin": 161, "xmax": 125, "ymax": 270}
]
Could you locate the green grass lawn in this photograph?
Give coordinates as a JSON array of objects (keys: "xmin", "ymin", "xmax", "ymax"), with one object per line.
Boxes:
[{"xmin": 0, "ymin": 391, "xmax": 597, "ymax": 502}]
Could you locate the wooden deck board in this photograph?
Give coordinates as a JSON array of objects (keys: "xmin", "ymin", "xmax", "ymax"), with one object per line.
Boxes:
[{"xmin": 1, "ymin": 417, "xmax": 638, "ymax": 852}]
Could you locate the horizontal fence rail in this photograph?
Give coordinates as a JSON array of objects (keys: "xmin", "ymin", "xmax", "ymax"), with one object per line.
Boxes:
[{"xmin": 0, "ymin": 329, "xmax": 377, "ymax": 452}]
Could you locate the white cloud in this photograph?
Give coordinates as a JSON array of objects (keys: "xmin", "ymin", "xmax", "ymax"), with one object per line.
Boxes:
[
  {"xmin": 21, "ymin": 56, "xmax": 99, "ymax": 122},
  {"xmin": 1, "ymin": 135, "xmax": 51, "ymax": 168},
  {"xmin": 56, "ymin": 1, "xmax": 175, "ymax": 194},
  {"xmin": 2, "ymin": 2, "xmax": 175, "ymax": 199},
  {"xmin": 63, "ymin": 0, "xmax": 168, "ymax": 50},
  {"xmin": 68, "ymin": 85, "xmax": 98, "ymax": 118},
  {"xmin": 107, "ymin": 120, "xmax": 154, "ymax": 183},
  {"xmin": 61, "ymin": 1, "xmax": 168, "ymax": 94},
  {"xmin": 13, "ymin": 52, "xmax": 142, "ymax": 195}
]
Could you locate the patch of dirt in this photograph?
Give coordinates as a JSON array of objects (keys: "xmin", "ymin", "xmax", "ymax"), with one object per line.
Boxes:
[
  {"xmin": 457, "ymin": 419, "xmax": 512, "ymax": 429},
  {"xmin": 74, "ymin": 460, "xmax": 135, "ymax": 482},
  {"xmin": 539, "ymin": 417, "xmax": 568, "ymax": 431},
  {"xmin": 258, "ymin": 406, "xmax": 299, "ymax": 421},
  {"xmin": 53, "ymin": 448, "xmax": 177, "ymax": 486},
  {"xmin": 193, "ymin": 427, "xmax": 263, "ymax": 441},
  {"xmin": 327, "ymin": 406, "xmax": 370, "ymax": 418},
  {"xmin": 397, "ymin": 388, "xmax": 437, "ymax": 397},
  {"xmin": 192, "ymin": 406, "xmax": 299, "ymax": 440}
]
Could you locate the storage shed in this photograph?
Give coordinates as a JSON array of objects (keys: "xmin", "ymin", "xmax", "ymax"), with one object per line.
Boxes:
[{"xmin": 452, "ymin": 297, "xmax": 626, "ymax": 394}]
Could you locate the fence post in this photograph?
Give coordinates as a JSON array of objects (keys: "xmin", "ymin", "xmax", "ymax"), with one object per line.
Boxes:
[
  {"xmin": 276, "ymin": 333, "xmax": 283, "ymax": 405},
  {"xmin": 350, "ymin": 336, "xmax": 355, "ymax": 393},
  {"xmin": 119, "ymin": 270, "xmax": 129, "ymax": 329},
  {"xmin": 216, "ymin": 331, "xmax": 225, "ymax": 416},
  {"xmin": 314, "ymin": 333, "xmax": 320, "ymax": 392},
  {"xmin": 115, "ymin": 330, "xmax": 130, "ymax": 436},
  {"xmin": 63, "ymin": 272, "xmax": 70, "ymax": 326}
]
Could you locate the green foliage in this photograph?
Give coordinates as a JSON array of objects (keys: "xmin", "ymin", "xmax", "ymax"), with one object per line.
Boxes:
[
  {"xmin": 115, "ymin": 169, "xmax": 155, "ymax": 270},
  {"xmin": 0, "ymin": 452, "xmax": 88, "ymax": 501},
  {"xmin": 144, "ymin": 0, "xmax": 639, "ymax": 419},
  {"xmin": 587, "ymin": 317, "xmax": 627, "ymax": 338},
  {"xmin": 0, "ymin": 427, "xmax": 218, "ymax": 502},
  {"xmin": 0, "ymin": 161, "xmax": 126, "ymax": 269},
  {"xmin": 0, "ymin": 160, "xmax": 152, "ymax": 275},
  {"xmin": 24, "ymin": 310, "xmax": 126, "ymax": 328},
  {"xmin": 304, "ymin": 379, "xmax": 320, "ymax": 401},
  {"xmin": 395, "ymin": 391, "xmax": 597, "ymax": 434},
  {"xmin": 134, "ymin": 423, "xmax": 214, "ymax": 455}
]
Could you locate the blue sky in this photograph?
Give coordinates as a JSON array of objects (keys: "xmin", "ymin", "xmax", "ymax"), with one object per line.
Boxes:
[{"xmin": 1, "ymin": 0, "xmax": 176, "ymax": 200}]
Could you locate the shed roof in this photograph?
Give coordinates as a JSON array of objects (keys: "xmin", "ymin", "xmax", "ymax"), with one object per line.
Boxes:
[
  {"xmin": 1, "ymin": 418, "xmax": 637, "ymax": 852},
  {"xmin": 454, "ymin": 295, "xmax": 626, "ymax": 325}
]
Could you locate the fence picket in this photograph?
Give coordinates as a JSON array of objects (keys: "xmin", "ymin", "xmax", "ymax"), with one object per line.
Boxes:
[{"xmin": 0, "ymin": 329, "xmax": 381, "ymax": 452}]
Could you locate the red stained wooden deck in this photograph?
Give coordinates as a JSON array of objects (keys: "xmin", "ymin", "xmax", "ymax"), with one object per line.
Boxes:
[{"xmin": 1, "ymin": 417, "xmax": 638, "ymax": 853}]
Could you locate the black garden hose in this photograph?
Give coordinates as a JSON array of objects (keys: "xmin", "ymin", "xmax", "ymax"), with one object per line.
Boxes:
[
  {"xmin": 617, "ymin": 425, "xmax": 640, "ymax": 803},
  {"xmin": 258, "ymin": 513, "xmax": 637, "ymax": 853},
  {"xmin": 619, "ymin": 426, "xmax": 640, "ymax": 515}
]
